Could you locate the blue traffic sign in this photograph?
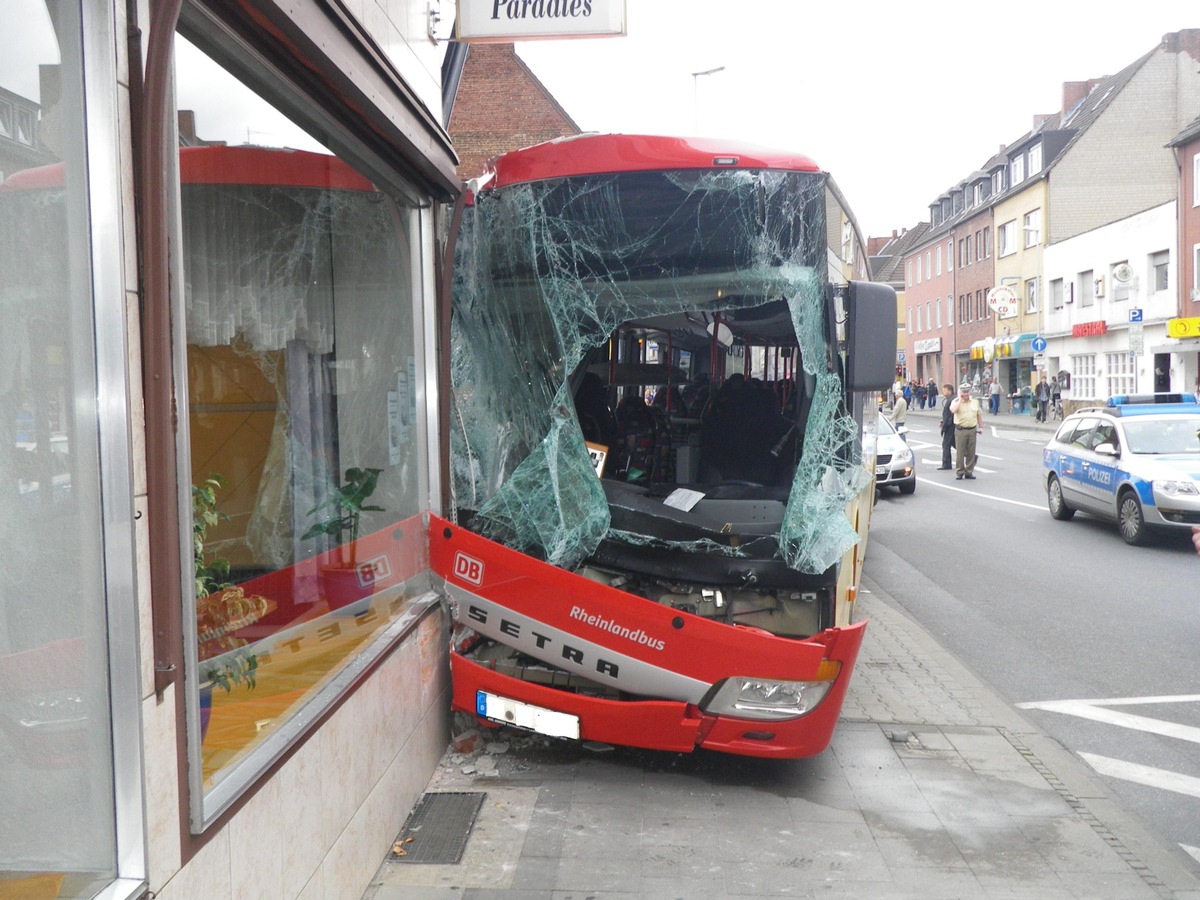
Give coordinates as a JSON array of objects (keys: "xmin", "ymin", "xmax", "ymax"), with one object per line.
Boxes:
[
  {"xmin": 1031, "ymin": 336, "xmax": 1047, "ymax": 353},
  {"xmin": 896, "ymin": 350, "xmax": 906, "ymax": 361},
  {"xmin": 1129, "ymin": 308, "xmax": 1143, "ymax": 323}
]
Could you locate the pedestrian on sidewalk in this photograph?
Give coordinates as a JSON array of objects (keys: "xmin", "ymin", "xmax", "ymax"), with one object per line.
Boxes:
[
  {"xmin": 890, "ymin": 385, "xmax": 909, "ymax": 441},
  {"xmin": 937, "ymin": 383, "xmax": 954, "ymax": 469},
  {"xmin": 949, "ymin": 383, "xmax": 983, "ymax": 479},
  {"xmin": 926, "ymin": 378, "xmax": 937, "ymax": 410},
  {"xmin": 1033, "ymin": 373, "xmax": 1051, "ymax": 422},
  {"xmin": 989, "ymin": 377, "xmax": 1002, "ymax": 416}
]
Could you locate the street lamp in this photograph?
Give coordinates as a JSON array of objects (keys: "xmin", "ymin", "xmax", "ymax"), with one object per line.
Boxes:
[{"xmin": 691, "ymin": 66, "xmax": 725, "ymax": 134}]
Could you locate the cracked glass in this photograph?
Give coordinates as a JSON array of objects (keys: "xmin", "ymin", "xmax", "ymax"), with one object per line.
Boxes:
[{"xmin": 450, "ymin": 162, "xmax": 870, "ymax": 581}]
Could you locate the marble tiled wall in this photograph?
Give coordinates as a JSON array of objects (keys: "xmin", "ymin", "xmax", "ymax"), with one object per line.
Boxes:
[{"xmin": 149, "ymin": 607, "xmax": 451, "ymax": 900}]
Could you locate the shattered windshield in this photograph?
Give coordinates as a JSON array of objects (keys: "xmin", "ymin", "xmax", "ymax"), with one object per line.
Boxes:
[{"xmin": 450, "ymin": 165, "xmax": 869, "ymax": 575}]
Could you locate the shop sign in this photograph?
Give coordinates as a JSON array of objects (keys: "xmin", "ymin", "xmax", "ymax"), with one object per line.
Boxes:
[
  {"xmin": 458, "ymin": 0, "xmax": 627, "ymax": 41},
  {"xmin": 914, "ymin": 338, "xmax": 941, "ymax": 354},
  {"xmin": 1072, "ymin": 321, "xmax": 1108, "ymax": 337},
  {"xmin": 1167, "ymin": 317, "xmax": 1200, "ymax": 338},
  {"xmin": 986, "ymin": 286, "xmax": 1019, "ymax": 319}
]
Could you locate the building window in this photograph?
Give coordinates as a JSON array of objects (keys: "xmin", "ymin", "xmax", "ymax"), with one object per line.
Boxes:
[
  {"xmin": 1025, "ymin": 277, "xmax": 1038, "ymax": 313},
  {"xmin": 1051, "ymin": 277, "xmax": 1064, "ymax": 309},
  {"xmin": 1194, "ymin": 244, "xmax": 1200, "ymax": 299},
  {"xmin": 935, "ymin": 244, "xmax": 942, "ymax": 275},
  {"xmin": 936, "ymin": 297, "xmax": 942, "ymax": 328},
  {"xmin": 998, "ymin": 220, "xmax": 1017, "ymax": 257},
  {"xmin": 1079, "ymin": 269, "xmax": 1094, "ymax": 308},
  {"xmin": 906, "ymin": 259, "xmax": 912, "ymax": 287},
  {"xmin": 1011, "ymin": 154, "xmax": 1025, "ymax": 185},
  {"xmin": 1071, "ymin": 354, "xmax": 1097, "ymax": 400},
  {"xmin": 0, "ymin": 98, "xmax": 11, "ymax": 138},
  {"xmin": 0, "ymin": 0, "xmax": 143, "ymax": 892},
  {"xmin": 907, "ymin": 307, "xmax": 912, "ymax": 334},
  {"xmin": 1194, "ymin": 153, "xmax": 1200, "ymax": 207},
  {"xmin": 924, "ymin": 250, "xmax": 931, "ymax": 281},
  {"xmin": 983, "ymin": 228, "xmax": 991, "ymax": 258},
  {"xmin": 946, "ymin": 239, "xmax": 953, "ymax": 271},
  {"xmin": 175, "ymin": 35, "xmax": 432, "ymax": 823},
  {"xmin": 1023, "ymin": 209, "xmax": 1041, "ymax": 248},
  {"xmin": 1028, "ymin": 143, "xmax": 1043, "ymax": 175},
  {"xmin": 916, "ymin": 253, "xmax": 922, "ymax": 284},
  {"xmin": 958, "ymin": 238, "xmax": 966, "ymax": 267},
  {"xmin": 1151, "ymin": 250, "xmax": 1169, "ymax": 293},
  {"xmin": 1106, "ymin": 352, "xmax": 1134, "ymax": 398},
  {"xmin": 1112, "ymin": 260, "xmax": 1132, "ymax": 301}
]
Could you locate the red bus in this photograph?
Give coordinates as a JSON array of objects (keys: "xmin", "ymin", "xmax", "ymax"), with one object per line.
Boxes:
[{"xmin": 436, "ymin": 133, "xmax": 896, "ymax": 758}]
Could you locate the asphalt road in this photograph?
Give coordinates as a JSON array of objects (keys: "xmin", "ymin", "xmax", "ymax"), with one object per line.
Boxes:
[{"xmin": 864, "ymin": 412, "xmax": 1200, "ymax": 864}]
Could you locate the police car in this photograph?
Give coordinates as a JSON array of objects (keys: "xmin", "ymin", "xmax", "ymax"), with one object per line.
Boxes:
[
  {"xmin": 1042, "ymin": 393, "xmax": 1200, "ymax": 544},
  {"xmin": 873, "ymin": 411, "xmax": 916, "ymax": 494}
]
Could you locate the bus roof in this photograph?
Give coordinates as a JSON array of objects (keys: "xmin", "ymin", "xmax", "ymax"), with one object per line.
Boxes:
[{"xmin": 485, "ymin": 133, "xmax": 822, "ymax": 189}]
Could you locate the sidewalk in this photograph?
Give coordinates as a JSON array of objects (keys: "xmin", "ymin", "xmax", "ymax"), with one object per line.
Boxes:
[
  {"xmin": 363, "ymin": 581, "xmax": 1200, "ymax": 899},
  {"xmin": 902, "ymin": 400, "xmax": 1060, "ymax": 436}
]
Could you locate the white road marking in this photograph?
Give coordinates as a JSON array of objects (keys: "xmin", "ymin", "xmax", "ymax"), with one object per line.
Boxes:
[
  {"xmin": 1016, "ymin": 695, "xmax": 1200, "ymax": 744},
  {"xmin": 916, "ymin": 477, "xmax": 1041, "ymax": 508},
  {"xmin": 1079, "ymin": 753, "xmax": 1200, "ymax": 800},
  {"xmin": 1182, "ymin": 844, "xmax": 1200, "ymax": 865}
]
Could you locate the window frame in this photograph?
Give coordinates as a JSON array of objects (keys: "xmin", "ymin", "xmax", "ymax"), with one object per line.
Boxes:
[
  {"xmin": 997, "ymin": 220, "xmax": 1017, "ymax": 257},
  {"xmin": 1023, "ymin": 209, "xmax": 1041, "ymax": 248},
  {"xmin": 169, "ymin": 5, "xmax": 446, "ymax": 834}
]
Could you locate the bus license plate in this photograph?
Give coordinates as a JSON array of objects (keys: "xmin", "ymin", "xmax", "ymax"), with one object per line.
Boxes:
[{"xmin": 476, "ymin": 690, "xmax": 580, "ymax": 739}]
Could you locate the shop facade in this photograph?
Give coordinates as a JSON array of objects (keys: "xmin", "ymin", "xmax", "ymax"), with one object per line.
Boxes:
[{"xmin": 1, "ymin": 1, "xmax": 460, "ymax": 897}]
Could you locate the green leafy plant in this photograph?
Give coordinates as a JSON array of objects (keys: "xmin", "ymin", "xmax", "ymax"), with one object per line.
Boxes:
[
  {"xmin": 302, "ymin": 467, "xmax": 384, "ymax": 565},
  {"xmin": 193, "ymin": 474, "xmax": 232, "ymax": 598},
  {"xmin": 192, "ymin": 474, "xmax": 263, "ymax": 693}
]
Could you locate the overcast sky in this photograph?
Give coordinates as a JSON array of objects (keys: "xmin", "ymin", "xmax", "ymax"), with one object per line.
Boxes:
[{"xmin": 516, "ymin": 1, "xmax": 1200, "ymax": 239}]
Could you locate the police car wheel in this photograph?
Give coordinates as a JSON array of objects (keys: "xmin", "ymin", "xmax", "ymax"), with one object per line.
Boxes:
[
  {"xmin": 1118, "ymin": 491, "xmax": 1149, "ymax": 545},
  {"xmin": 1046, "ymin": 475, "xmax": 1074, "ymax": 521}
]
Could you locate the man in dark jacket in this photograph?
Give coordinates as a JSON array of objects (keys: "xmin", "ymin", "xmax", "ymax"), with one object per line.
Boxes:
[{"xmin": 938, "ymin": 383, "xmax": 954, "ymax": 470}]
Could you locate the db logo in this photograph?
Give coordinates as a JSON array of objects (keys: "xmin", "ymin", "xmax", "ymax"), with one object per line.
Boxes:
[
  {"xmin": 355, "ymin": 555, "xmax": 392, "ymax": 589},
  {"xmin": 453, "ymin": 552, "xmax": 485, "ymax": 586}
]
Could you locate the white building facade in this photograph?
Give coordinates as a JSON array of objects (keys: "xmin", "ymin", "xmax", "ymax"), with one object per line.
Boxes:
[{"xmin": 1042, "ymin": 201, "xmax": 1178, "ymax": 404}]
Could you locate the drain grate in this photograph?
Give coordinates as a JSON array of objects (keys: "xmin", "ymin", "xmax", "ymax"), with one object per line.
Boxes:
[{"xmin": 389, "ymin": 791, "xmax": 486, "ymax": 864}]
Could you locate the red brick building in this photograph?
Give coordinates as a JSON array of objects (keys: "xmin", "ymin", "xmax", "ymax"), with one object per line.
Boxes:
[{"xmin": 448, "ymin": 43, "xmax": 581, "ymax": 179}]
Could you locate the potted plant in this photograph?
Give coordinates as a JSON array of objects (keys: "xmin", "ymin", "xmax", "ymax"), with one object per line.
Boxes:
[
  {"xmin": 193, "ymin": 476, "xmax": 272, "ymax": 736},
  {"xmin": 302, "ymin": 466, "xmax": 385, "ymax": 607}
]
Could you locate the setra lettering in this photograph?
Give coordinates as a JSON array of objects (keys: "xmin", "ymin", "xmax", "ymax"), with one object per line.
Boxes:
[
  {"xmin": 465, "ymin": 603, "xmax": 620, "ymax": 679},
  {"xmin": 491, "ymin": 0, "xmax": 593, "ymax": 21}
]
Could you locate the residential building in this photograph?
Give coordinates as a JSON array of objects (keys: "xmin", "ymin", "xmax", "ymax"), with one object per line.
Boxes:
[
  {"xmin": 447, "ymin": 43, "xmax": 580, "ymax": 179},
  {"xmin": 899, "ymin": 29, "xmax": 1200, "ymax": 405},
  {"xmin": 1044, "ymin": 202, "xmax": 1178, "ymax": 405},
  {"xmin": 869, "ymin": 224, "xmax": 929, "ymax": 381},
  {"xmin": 1165, "ymin": 114, "xmax": 1200, "ymax": 390}
]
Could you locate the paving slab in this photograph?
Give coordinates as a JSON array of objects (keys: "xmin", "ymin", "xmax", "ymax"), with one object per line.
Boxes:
[{"xmin": 363, "ymin": 580, "xmax": 1200, "ymax": 899}]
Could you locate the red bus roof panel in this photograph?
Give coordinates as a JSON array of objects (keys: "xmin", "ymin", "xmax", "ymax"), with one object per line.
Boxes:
[{"xmin": 486, "ymin": 133, "xmax": 822, "ymax": 188}]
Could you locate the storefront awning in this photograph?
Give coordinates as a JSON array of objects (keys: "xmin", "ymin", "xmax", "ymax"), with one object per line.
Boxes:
[
  {"xmin": 967, "ymin": 339, "xmax": 987, "ymax": 360},
  {"xmin": 996, "ymin": 333, "xmax": 1037, "ymax": 358}
]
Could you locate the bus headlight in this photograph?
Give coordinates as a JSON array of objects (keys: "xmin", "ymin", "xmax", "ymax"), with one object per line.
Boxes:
[{"xmin": 702, "ymin": 661, "xmax": 841, "ymax": 721}]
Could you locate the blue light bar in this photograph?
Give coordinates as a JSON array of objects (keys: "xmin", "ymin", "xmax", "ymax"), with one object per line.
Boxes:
[{"xmin": 1107, "ymin": 393, "xmax": 1198, "ymax": 406}]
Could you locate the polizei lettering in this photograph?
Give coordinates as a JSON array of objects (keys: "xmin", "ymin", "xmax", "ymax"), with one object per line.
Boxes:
[
  {"xmin": 491, "ymin": 0, "xmax": 593, "ymax": 21},
  {"xmin": 569, "ymin": 605, "xmax": 666, "ymax": 651},
  {"xmin": 467, "ymin": 604, "xmax": 620, "ymax": 679}
]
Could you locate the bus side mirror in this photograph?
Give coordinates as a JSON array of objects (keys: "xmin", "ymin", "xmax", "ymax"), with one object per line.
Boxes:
[{"xmin": 844, "ymin": 281, "xmax": 898, "ymax": 392}]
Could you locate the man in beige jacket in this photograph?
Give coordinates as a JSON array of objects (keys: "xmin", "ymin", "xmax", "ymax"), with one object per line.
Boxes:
[{"xmin": 949, "ymin": 383, "xmax": 983, "ymax": 480}]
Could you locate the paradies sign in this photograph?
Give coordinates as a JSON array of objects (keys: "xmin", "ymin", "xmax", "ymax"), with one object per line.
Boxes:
[{"xmin": 457, "ymin": 0, "xmax": 627, "ymax": 42}]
